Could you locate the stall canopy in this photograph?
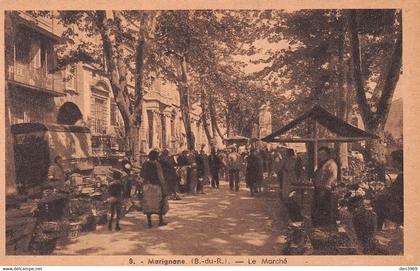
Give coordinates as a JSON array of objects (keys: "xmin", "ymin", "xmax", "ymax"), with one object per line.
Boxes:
[
  {"xmin": 11, "ymin": 122, "xmax": 92, "ymax": 163},
  {"xmin": 261, "ymin": 105, "xmax": 378, "ymax": 177},
  {"xmin": 224, "ymin": 135, "xmax": 249, "ymax": 145},
  {"xmin": 262, "ymin": 105, "xmax": 378, "ymax": 143}
]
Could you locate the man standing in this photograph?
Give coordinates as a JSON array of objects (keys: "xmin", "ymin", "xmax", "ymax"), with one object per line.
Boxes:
[
  {"xmin": 311, "ymin": 147, "xmax": 338, "ymax": 227},
  {"xmin": 227, "ymin": 146, "xmax": 241, "ymax": 192},
  {"xmin": 177, "ymin": 150, "xmax": 190, "ymax": 193},
  {"xmin": 208, "ymin": 147, "xmax": 222, "ymax": 189},
  {"xmin": 47, "ymin": 155, "xmax": 67, "ymax": 190},
  {"xmin": 195, "ymin": 150, "xmax": 207, "ymax": 194},
  {"xmin": 246, "ymin": 147, "xmax": 263, "ymax": 196},
  {"xmin": 373, "ymin": 149, "xmax": 404, "ymax": 229}
]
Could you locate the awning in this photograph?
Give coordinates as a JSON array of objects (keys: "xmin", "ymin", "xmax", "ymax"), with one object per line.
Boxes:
[{"xmin": 262, "ymin": 105, "xmax": 378, "ymax": 142}]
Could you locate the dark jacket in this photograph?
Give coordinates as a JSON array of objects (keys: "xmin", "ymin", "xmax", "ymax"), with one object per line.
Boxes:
[
  {"xmin": 389, "ymin": 173, "xmax": 403, "ymax": 211},
  {"xmin": 177, "ymin": 154, "xmax": 190, "ymax": 167},
  {"xmin": 160, "ymin": 155, "xmax": 177, "ymax": 183},
  {"xmin": 208, "ymin": 153, "xmax": 221, "ymax": 174},
  {"xmin": 196, "ymin": 154, "xmax": 206, "ymax": 178},
  {"xmin": 108, "ymin": 180, "xmax": 123, "ymax": 198},
  {"xmin": 246, "ymin": 153, "xmax": 263, "ymax": 185},
  {"xmin": 141, "ymin": 161, "xmax": 161, "ymax": 186}
]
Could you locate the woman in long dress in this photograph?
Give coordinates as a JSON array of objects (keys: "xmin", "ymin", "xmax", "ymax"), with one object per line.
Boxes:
[
  {"xmin": 279, "ymin": 148, "xmax": 298, "ymax": 200},
  {"xmin": 140, "ymin": 150, "xmax": 169, "ymax": 228}
]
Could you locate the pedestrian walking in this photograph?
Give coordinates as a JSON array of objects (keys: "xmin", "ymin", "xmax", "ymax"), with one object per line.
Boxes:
[
  {"xmin": 218, "ymin": 149, "xmax": 227, "ymax": 181},
  {"xmin": 311, "ymin": 146, "xmax": 338, "ymax": 227},
  {"xmin": 246, "ymin": 147, "xmax": 263, "ymax": 196},
  {"xmin": 107, "ymin": 170, "xmax": 124, "ymax": 231},
  {"xmin": 209, "ymin": 147, "xmax": 222, "ymax": 189},
  {"xmin": 271, "ymin": 147, "xmax": 283, "ymax": 178},
  {"xmin": 227, "ymin": 146, "xmax": 241, "ymax": 192},
  {"xmin": 140, "ymin": 150, "xmax": 169, "ymax": 228},
  {"xmin": 160, "ymin": 149, "xmax": 180, "ymax": 200},
  {"xmin": 196, "ymin": 149, "xmax": 207, "ymax": 194},
  {"xmin": 189, "ymin": 151, "xmax": 199, "ymax": 195},
  {"xmin": 177, "ymin": 150, "xmax": 190, "ymax": 193}
]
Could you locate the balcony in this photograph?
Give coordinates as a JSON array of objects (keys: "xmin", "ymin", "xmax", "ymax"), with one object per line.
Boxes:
[{"xmin": 7, "ymin": 62, "xmax": 65, "ymax": 96}]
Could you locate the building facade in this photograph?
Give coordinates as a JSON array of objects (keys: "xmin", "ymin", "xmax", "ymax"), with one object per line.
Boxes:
[{"xmin": 5, "ymin": 11, "xmax": 209, "ymax": 195}]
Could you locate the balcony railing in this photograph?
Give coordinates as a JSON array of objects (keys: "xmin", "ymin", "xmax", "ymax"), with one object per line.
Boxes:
[{"xmin": 7, "ymin": 61, "xmax": 64, "ymax": 94}]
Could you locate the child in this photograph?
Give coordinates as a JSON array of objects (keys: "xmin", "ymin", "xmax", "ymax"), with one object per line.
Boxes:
[{"xmin": 107, "ymin": 171, "xmax": 124, "ymax": 231}]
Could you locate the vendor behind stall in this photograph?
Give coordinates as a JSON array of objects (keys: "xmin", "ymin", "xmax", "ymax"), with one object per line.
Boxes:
[{"xmin": 47, "ymin": 155, "xmax": 68, "ymax": 191}]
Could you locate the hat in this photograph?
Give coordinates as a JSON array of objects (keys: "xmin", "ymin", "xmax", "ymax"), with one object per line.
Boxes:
[{"xmin": 148, "ymin": 150, "xmax": 160, "ymax": 160}]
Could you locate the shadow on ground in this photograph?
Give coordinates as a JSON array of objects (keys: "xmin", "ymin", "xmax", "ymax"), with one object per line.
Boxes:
[{"xmin": 54, "ymin": 181, "xmax": 289, "ymax": 255}]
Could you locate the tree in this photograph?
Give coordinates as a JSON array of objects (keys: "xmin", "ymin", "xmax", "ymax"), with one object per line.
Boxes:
[
  {"xmin": 347, "ymin": 9, "xmax": 402, "ymax": 179},
  {"xmin": 40, "ymin": 11, "xmax": 160, "ymax": 165},
  {"xmin": 153, "ymin": 10, "xmax": 257, "ymax": 148},
  {"xmin": 248, "ymin": 10, "xmax": 402, "ymax": 177},
  {"xmin": 248, "ymin": 10, "xmax": 345, "ymax": 137}
]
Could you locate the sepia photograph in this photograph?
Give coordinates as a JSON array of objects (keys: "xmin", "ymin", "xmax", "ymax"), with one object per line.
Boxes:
[{"xmin": 1, "ymin": 3, "xmax": 416, "ymax": 265}]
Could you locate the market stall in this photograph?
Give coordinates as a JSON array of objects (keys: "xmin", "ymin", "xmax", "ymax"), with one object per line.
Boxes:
[
  {"xmin": 7, "ymin": 123, "xmax": 131, "ymax": 255},
  {"xmin": 262, "ymin": 105, "xmax": 383, "ymax": 254}
]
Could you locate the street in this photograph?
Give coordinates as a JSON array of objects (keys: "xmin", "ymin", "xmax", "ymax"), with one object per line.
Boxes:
[{"xmin": 54, "ymin": 181, "xmax": 289, "ymax": 255}]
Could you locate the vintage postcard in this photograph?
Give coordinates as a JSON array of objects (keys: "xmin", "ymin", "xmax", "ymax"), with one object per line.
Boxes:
[{"xmin": 1, "ymin": 0, "xmax": 419, "ymax": 267}]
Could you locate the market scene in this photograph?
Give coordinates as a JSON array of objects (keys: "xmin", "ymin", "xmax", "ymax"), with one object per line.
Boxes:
[{"xmin": 4, "ymin": 10, "xmax": 403, "ymax": 256}]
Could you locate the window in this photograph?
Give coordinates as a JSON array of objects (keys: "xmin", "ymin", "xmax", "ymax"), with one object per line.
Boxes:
[
  {"xmin": 147, "ymin": 110, "xmax": 154, "ymax": 149},
  {"xmin": 65, "ymin": 65, "xmax": 77, "ymax": 90},
  {"xmin": 170, "ymin": 117, "xmax": 175, "ymax": 140},
  {"xmin": 110, "ymin": 101, "xmax": 118, "ymax": 126},
  {"xmin": 14, "ymin": 27, "xmax": 32, "ymax": 63},
  {"xmin": 161, "ymin": 114, "xmax": 166, "ymax": 149},
  {"xmin": 90, "ymin": 96, "xmax": 108, "ymax": 134}
]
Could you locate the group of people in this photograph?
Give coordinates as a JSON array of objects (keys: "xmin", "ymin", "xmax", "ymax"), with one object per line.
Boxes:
[
  {"xmin": 46, "ymin": 142, "xmax": 403, "ymax": 233},
  {"xmin": 244, "ymin": 146, "xmax": 304, "ymax": 198},
  {"xmin": 106, "ymin": 146, "xmax": 229, "ymax": 230}
]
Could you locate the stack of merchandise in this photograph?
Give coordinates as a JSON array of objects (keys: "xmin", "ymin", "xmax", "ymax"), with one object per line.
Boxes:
[
  {"xmin": 32, "ymin": 221, "xmax": 70, "ymax": 255},
  {"xmin": 68, "ymin": 198, "xmax": 96, "ymax": 232},
  {"xmin": 283, "ymin": 220, "xmax": 313, "ymax": 255},
  {"xmin": 6, "ymin": 200, "xmax": 38, "ymax": 255},
  {"xmin": 309, "ymin": 225, "xmax": 356, "ymax": 255}
]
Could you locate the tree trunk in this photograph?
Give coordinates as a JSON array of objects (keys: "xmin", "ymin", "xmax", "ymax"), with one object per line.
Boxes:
[
  {"xmin": 126, "ymin": 122, "xmax": 140, "ymax": 163},
  {"xmin": 365, "ymin": 127, "xmax": 386, "ymax": 181},
  {"xmin": 347, "ymin": 10, "xmax": 374, "ymax": 128},
  {"xmin": 200, "ymin": 88, "xmax": 213, "ymax": 146},
  {"xmin": 131, "ymin": 12, "xmax": 147, "ymax": 165},
  {"xmin": 95, "ymin": 11, "xmax": 137, "ymax": 161},
  {"xmin": 209, "ymin": 93, "xmax": 225, "ymax": 141},
  {"xmin": 226, "ymin": 108, "xmax": 231, "ymax": 138},
  {"xmin": 335, "ymin": 21, "xmax": 349, "ymax": 172},
  {"xmin": 178, "ymin": 55, "xmax": 195, "ymax": 150}
]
